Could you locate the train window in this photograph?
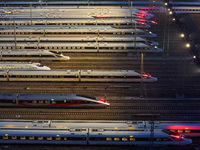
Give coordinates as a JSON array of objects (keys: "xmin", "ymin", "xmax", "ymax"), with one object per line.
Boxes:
[
  {"xmin": 163, "ymin": 138, "xmax": 171, "ymax": 141},
  {"xmin": 130, "ymin": 138, "xmax": 135, "ymax": 141},
  {"xmin": 114, "ymin": 138, "xmax": 120, "ymax": 141},
  {"xmin": 56, "ymin": 137, "xmax": 61, "ymax": 140},
  {"xmin": 45, "ymin": 101, "xmax": 50, "ymax": 104},
  {"xmin": 185, "ymin": 130, "xmax": 190, "ymax": 133},
  {"xmin": 64, "ymin": 137, "xmax": 67, "ymax": 140},
  {"xmin": 33, "ymin": 100, "xmax": 37, "ymax": 103},
  {"xmin": 47, "ymin": 137, "xmax": 52, "ymax": 140},
  {"xmin": 11, "ymin": 136, "xmax": 17, "ymax": 140},
  {"xmin": 106, "ymin": 137, "xmax": 112, "ymax": 141},
  {"xmin": 122, "ymin": 138, "xmax": 128, "ymax": 141},
  {"xmin": 29, "ymin": 136, "xmax": 34, "ymax": 140},
  {"xmin": 156, "ymin": 138, "xmax": 161, "ymax": 141},
  {"xmin": 39, "ymin": 101, "xmax": 44, "ymax": 104},
  {"xmin": 20, "ymin": 136, "xmax": 26, "ymax": 140},
  {"xmin": 37, "ymin": 137, "xmax": 43, "ymax": 140},
  {"xmin": 3, "ymin": 136, "xmax": 8, "ymax": 140},
  {"xmin": 178, "ymin": 130, "xmax": 183, "ymax": 133}
]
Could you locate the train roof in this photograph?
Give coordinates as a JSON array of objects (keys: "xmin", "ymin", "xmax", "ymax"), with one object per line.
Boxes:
[
  {"xmin": 0, "ymin": 36, "xmax": 147, "ymax": 41},
  {"xmin": 0, "ymin": 28, "xmax": 147, "ymax": 32},
  {"xmin": 0, "ymin": 62, "xmax": 40, "ymax": 65},
  {"xmin": 1, "ymin": 50, "xmax": 53, "ymax": 55},
  {"xmin": 2, "ymin": 70, "xmax": 141, "ymax": 76},
  {"xmin": 0, "ymin": 93, "xmax": 99, "ymax": 101},
  {"xmin": 0, "ymin": 19, "xmax": 147, "ymax": 24},
  {"xmin": 0, "ymin": 42, "xmax": 152, "ymax": 47}
]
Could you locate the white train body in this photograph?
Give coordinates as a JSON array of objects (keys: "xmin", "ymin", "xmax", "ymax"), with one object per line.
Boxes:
[
  {"xmin": 0, "ymin": 50, "xmax": 70, "ymax": 60},
  {"xmin": 0, "ymin": 28, "xmax": 157, "ymax": 38},
  {"xmin": 0, "ymin": 127, "xmax": 192, "ymax": 146},
  {"xmin": 172, "ymin": 6, "xmax": 200, "ymax": 14},
  {"xmin": 0, "ymin": 36, "xmax": 159, "ymax": 46},
  {"xmin": 0, "ymin": 62, "xmax": 50, "ymax": 70},
  {"xmin": 0, "ymin": 19, "xmax": 151, "ymax": 28},
  {"xmin": 0, "ymin": 93, "xmax": 110, "ymax": 108},
  {"xmin": 0, "ymin": 70, "xmax": 158, "ymax": 82},
  {"xmin": 0, "ymin": 42, "xmax": 162, "ymax": 53}
]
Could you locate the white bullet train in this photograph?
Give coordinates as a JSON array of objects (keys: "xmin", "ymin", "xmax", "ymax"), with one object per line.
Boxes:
[
  {"xmin": 0, "ymin": 50, "xmax": 70, "ymax": 60},
  {"xmin": 0, "ymin": 19, "xmax": 151, "ymax": 28},
  {"xmin": 0, "ymin": 28, "xmax": 157, "ymax": 38},
  {"xmin": 0, "ymin": 93, "xmax": 110, "ymax": 108},
  {"xmin": 0, "ymin": 70, "xmax": 158, "ymax": 82},
  {"xmin": 0, "ymin": 120, "xmax": 199, "ymax": 138},
  {"xmin": 0, "ymin": 121, "xmax": 192, "ymax": 146},
  {"xmin": 0, "ymin": 62, "xmax": 50, "ymax": 70},
  {"xmin": 0, "ymin": 42, "xmax": 162, "ymax": 53},
  {"xmin": 0, "ymin": 36, "xmax": 159, "ymax": 46}
]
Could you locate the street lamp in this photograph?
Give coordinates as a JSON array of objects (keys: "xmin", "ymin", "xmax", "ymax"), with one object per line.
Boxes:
[
  {"xmin": 180, "ymin": 34, "xmax": 184, "ymax": 38},
  {"xmin": 186, "ymin": 43, "xmax": 190, "ymax": 48},
  {"xmin": 169, "ymin": 11, "xmax": 173, "ymax": 15}
]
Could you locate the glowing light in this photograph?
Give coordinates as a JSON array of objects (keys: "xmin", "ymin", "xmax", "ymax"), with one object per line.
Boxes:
[
  {"xmin": 186, "ymin": 43, "xmax": 190, "ymax": 47},
  {"xmin": 171, "ymin": 135, "xmax": 180, "ymax": 139},
  {"xmin": 56, "ymin": 135, "xmax": 60, "ymax": 137},
  {"xmin": 151, "ymin": 20, "xmax": 157, "ymax": 24},
  {"xmin": 180, "ymin": 34, "xmax": 184, "ymax": 38},
  {"xmin": 25, "ymin": 126, "xmax": 28, "ymax": 128},
  {"xmin": 165, "ymin": 3, "xmax": 168, "ymax": 6},
  {"xmin": 193, "ymin": 56, "xmax": 196, "ymax": 59},
  {"xmin": 114, "ymin": 127, "xmax": 118, "ymax": 129},
  {"xmin": 169, "ymin": 11, "xmax": 173, "ymax": 15}
]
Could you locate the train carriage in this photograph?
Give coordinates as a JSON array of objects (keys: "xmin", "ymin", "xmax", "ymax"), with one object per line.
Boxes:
[
  {"xmin": 0, "ymin": 50, "xmax": 70, "ymax": 60},
  {"xmin": 0, "ymin": 93, "xmax": 110, "ymax": 108},
  {"xmin": 0, "ymin": 62, "xmax": 51, "ymax": 70},
  {"xmin": 0, "ymin": 19, "xmax": 151, "ymax": 28},
  {"xmin": 0, "ymin": 128, "xmax": 88, "ymax": 145},
  {"xmin": 0, "ymin": 28, "xmax": 157, "ymax": 38},
  {"xmin": 88, "ymin": 129, "xmax": 191, "ymax": 146},
  {"xmin": 4, "ymin": 70, "xmax": 80, "ymax": 82},
  {"xmin": 0, "ymin": 70, "xmax": 157, "ymax": 82},
  {"xmin": 0, "ymin": 127, "xmax": 192, "ymax": 146},
  {"xmin": 0, "ymin": 42, "xmax": 162, "ymax": 53},
  {"xmin": 0, "ymin": 36, "xmax": 159, "ymax": 46}
]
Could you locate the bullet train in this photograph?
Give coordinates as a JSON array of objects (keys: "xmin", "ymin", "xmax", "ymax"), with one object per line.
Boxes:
[
  {"xmin": 0, "ymin": 62, "xmax": 50, "ymax": 70},
  {"xmin": 0, "ymin": 42, "xmax": 162, "ymax": 53},
  {"xmin": 0, "ymin": 126, "xmax": 192, "ymax": 146},
  {"xmin": 0, "ymin": 1, "xmax": 162, "ymax": 7},
  {"xmin": 171, "ymin": 6, "xmax": 200, "ymax": 14},
  {"xmin": 0, "ymin": 50, "xmax": 70, "ymax": 60},
  {"xmin": 0, "ymin": 93, "xmax": 110, "ymax": 108},
  {"xmin": 0, "ymin": 28, "xmax": 157, "ymax": 38},
  {"xmin": 0, "ymin": 120, "xmax": 199, "ymax": 138},
  {"xmin": 0, "ymin": 70, "xmax": 158, "ymax": 82},
  {"xmin": 0, "ymin": 19, "xmax": 151, "ymax": 28},
  {"xmin": 0, "ymin": 36, "xmax": 159, "ymax": 46}
]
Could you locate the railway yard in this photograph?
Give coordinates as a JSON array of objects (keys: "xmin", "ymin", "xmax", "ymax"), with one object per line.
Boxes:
[{"xmin": 0, "ymin": 0, "xmax": 200, "ymax": 149}]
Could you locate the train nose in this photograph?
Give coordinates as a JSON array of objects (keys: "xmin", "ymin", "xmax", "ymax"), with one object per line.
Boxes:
[
  {"xmin": 98, "ymin": 99, "xmax": 110, "ymax": 106},
  {"xmin": 63, "ymin": 56, "xmax": 70, "ymax": 60},
  {"xmin": 44, "ymin": 66, "xmax": 51, "ymax": 70},
  {"xmin": 180, "ymin": 139, "xmax": 192, "ymax": 146},
  {"xmin": 152, "ymin": 77, "xmax": 158, "ymax": 82}
]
